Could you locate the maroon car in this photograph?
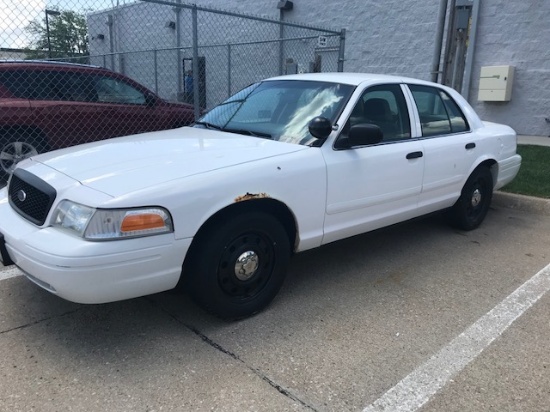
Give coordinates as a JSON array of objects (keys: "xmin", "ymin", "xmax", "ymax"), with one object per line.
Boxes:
[{"xmin": 0, "ymin": 60, "xmax": 195, "ymax": 181}]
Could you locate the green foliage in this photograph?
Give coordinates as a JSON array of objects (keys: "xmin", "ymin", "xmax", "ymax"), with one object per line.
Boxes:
[
  {"xmin": 24, "ymin": 9, "xmax": 89, "ymax": 61},
  {"xmin": 501, "ymin": 145, "xmax": 550, "ymax": 199}
]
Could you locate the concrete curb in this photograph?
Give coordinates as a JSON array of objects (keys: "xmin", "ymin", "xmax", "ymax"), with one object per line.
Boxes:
[{"xmin": 493, "ymin": 191, "xmax": 550, "ymax": 216}]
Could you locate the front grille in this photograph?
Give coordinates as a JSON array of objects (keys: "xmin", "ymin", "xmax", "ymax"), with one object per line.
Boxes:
[{"xmin": 9, "ymin": 169, "xmax": 57, "ymax": 226}]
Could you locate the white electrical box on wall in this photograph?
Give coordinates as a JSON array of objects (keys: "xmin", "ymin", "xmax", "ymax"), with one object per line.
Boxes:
[{"xmin": 478, "ymin": 65, "xmax": 515, "ymax": 102}]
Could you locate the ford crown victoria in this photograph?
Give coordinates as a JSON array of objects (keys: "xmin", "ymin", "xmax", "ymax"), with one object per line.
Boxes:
[{"xmin": 0, "ymin": 73, "xmax": 521, "ymax": 319}]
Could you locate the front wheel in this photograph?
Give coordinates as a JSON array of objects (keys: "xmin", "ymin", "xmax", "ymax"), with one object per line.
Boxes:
[
  {"xmin": 185, "ymin": 212, "xmax": 291, "ymax": 320},
  {"xmin": 448, "ymin": 167, "xmax": 493, "ymax": 230}
]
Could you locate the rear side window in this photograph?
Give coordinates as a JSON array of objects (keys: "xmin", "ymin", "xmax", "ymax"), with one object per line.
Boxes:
[
  {"xmin": 0, "ymin": 70, "xmax": 42, "ymax": 99},
  {"xmin": 408, "ymin": 84, "xmax": 469, "ymax": 137},
  {"xmin": 0, "ymin": 69, "xmax": 85, "ymax": 101}
]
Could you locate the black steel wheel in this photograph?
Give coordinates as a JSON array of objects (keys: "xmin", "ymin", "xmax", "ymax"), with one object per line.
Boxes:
[
  {"xmin": 186, "ymin": 212, "xmax": 291, "ymax": 319},
  {"xmin": 448, "ymin": 166, "xmax": 493, "ymax": 231}
]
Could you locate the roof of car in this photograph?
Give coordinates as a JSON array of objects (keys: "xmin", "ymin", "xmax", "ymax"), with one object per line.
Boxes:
[
  {"xmin": 266, "ymin": 72, "xmax": 436, "ymax": 87},
  {"xmin": 0, "ymin": 60, "xmax": 107, "ymax": 71}
]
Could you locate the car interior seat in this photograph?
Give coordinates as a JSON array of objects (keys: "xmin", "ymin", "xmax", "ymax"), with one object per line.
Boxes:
[{"xmin": 363, "ymin": 98, "xmax": 398, "ymax": 140}]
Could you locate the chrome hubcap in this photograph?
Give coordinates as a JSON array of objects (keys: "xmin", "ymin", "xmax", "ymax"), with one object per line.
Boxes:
[
  {"xmin": 471, "ymin": 188, "xmax": 482, "ymax": 207},
  {"xmin": 234, "ymin": 251, "xmax": 259, "ymax": 281}
]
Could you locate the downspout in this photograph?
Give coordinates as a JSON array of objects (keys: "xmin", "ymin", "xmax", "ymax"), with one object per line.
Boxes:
[
  {"xmin": 431, "ymin": 0, "xmax": 449, "ymax": 83},
  {"xmin": 462, "ymin": 0, "xmax": 481, "ymax": 101},
  {"xmin": 441, "ymin": 0, "xmax": 457, "ymax": 84}
]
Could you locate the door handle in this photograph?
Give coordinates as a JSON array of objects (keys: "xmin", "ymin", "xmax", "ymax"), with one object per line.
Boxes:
[
  {"xmin": 406, "ymin": 151, "xmax": 423, "ymax": 159},
  {"xmin": 465, "ymin": 142, "xmax": 476, "ymax": 149}
]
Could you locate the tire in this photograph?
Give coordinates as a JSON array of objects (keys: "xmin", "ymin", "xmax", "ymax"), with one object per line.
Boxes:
[
  {"xmin": 448, "ymin": 166, "xmax": 493, "ymax": 231},
  {"xmin": 0, "ymin": 132, "xmax": 48, "ymax": 182},
  {"xmin": 185, "ymin": 212, "xmax": 291, "ymax": 320}
]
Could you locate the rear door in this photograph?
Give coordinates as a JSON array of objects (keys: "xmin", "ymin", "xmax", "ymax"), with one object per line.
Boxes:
[
  {"xmin": 406, "ymin": 84, "xmax": 476, "ymax": 211},
  {"xmin": 0, "ymin": 69, "xmax": 33, "ymax": 132}
]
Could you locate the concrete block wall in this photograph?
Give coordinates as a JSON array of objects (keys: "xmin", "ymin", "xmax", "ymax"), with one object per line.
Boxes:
[
  {"xmin": 190, "ymin": 0, "xmax": 550, "ymax": 136},
  {"xmin": 471, "ymin": 0, "xmax": 550, "ymax": 136},
  {"xmin": 191, "ymin": 0, "xmax": 440, "ymax": 79},
  {"xmin": 88, "ymin": 0, "xmax": 549, "ymax": 135}
]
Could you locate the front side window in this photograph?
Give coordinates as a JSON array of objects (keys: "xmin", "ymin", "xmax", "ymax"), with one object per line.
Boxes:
[
  {"xmin": 57, "ymin": 73, "xmax": 98, "ymax": 102},
  {"xmin": 342, "ymin": 84, "xmax": 411, "ymax": 142},
  {"xmin": 408, "ymin": 84, "xmax": 469, "ymax": 137},
  {"xmin": 197, "ymin": 80, "xmax": 355, "ymax": 145},
  {"xmin": 95, "ymin": 77, "xmax": 146, "ymax": 105}
]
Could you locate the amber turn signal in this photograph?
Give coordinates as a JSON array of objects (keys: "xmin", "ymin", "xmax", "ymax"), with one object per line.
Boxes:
[{"xmin": 121, "ymin": 213, "xmax": 166, "ymax": 232}]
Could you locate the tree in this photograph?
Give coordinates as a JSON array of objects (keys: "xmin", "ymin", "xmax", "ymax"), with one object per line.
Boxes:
[{"xmin": 25, "ymin": 9, "xmax": 89, "ymax": 61}]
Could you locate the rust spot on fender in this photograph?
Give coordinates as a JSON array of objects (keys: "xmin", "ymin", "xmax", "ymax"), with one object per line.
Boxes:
[{"xmin": 234, "ymin": 192, "xmax": 270, "ymax": 202}]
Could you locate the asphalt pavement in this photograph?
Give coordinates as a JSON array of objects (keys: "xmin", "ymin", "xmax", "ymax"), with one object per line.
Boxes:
[
  {"xmin": 1, "ymin": 182, "xmax": 550, "ymax": 411},
  {"xmin": 1, "ymin": 134, "xmax": 549, "ymax": 411}
]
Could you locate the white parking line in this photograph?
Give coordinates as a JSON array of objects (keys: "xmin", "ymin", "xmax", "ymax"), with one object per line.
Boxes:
[
  {"xmin": 0, "ymin": 266, "xmax": 22, "ymax": 281},
  {"xmin": 363, "ymin": 262, "xmax": 550, "ymax": 412}
]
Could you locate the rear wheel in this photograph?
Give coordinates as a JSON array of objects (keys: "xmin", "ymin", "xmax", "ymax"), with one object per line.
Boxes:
[
  {"xmin": 185, "ymin": 212, "xmax": 291, "ymax": 320},
  {"xmin": 448, "ymin": 166, "xmax": 493, "ymax": 230},
  {"xmin": 0, "ymin": 132, "xmax": 48, "ymax": 183}
]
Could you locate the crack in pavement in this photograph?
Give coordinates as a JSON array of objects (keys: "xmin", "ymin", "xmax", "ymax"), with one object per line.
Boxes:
[
  {"xmin": 0, "ymin": 309, "xmax": 83, "ymax": 335},
  {"xmin": 146, "ymin": 297, "xmax": 320, "ymax": 412}
]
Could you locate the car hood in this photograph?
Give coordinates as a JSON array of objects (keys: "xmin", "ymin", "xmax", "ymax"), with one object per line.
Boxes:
[{"xmin": 34, "ymin": 127, "xmax": 309, "ymax": 197}]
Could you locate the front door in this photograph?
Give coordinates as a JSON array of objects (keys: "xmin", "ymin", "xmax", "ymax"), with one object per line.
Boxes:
[{"xmin": 322, "ymin": 83, "xmax": 424, "ymax": 244}]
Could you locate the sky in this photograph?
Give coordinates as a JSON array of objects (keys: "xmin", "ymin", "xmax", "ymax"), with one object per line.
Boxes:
[{"xmin": 0, "ymin": 0, "xmax": 125, "ymax": 49}]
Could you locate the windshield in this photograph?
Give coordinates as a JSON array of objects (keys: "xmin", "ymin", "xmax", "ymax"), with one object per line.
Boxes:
[{"xmin": 196, "ymin": 80, "xmax": 354, "ymax": 145}]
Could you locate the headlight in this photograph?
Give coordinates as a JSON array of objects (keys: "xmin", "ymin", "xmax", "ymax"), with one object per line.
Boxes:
[
  {"xmin": 51, "ymin": 200, "xmax": 94, "ymax": 236},
  {"xmin": 51, "ymin": 200, "xmax": 173, "ymax": 240}
]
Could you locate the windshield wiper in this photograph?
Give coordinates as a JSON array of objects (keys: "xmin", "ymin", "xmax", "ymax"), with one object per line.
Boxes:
[
  {"xmin": 195, "ymin": 122, "xmax": 272, "ymax": 139},
  {"xmin": 217, "ymin": 99, "xmax": 246, "ymax": 106},
  {"xmin": 222, "ymin": 127, "xmax": 272, "ymax": 139},
  {"xmin": 194, "ymin": 121, "xmax": 223, "ymax": 130}
]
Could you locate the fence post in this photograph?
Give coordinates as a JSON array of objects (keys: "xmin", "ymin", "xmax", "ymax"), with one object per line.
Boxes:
[
  {"xmin": 154, "ymin": 49, "xmax": 158, "ymax": 94},
  {"xmin": 227, "ymin": 44, "xmax": 232, "ymax": 98},
  {"xmin": 107, "ymin": 14, "xmax": 115, "ymax": 70},
  {"xmin": 278, "ymin": 10, "xmax": 284, "ymax": 75},
  {"xmin": 338, "ymin": 28, "xmax": 346, "ymax": 72},
  {"xmin": 192, "ymin": 5, "xmax": 200, "ymax": 120},
  {"xmin": 175, "ymin": 1, "xmax": 183, "ymax": 98}
]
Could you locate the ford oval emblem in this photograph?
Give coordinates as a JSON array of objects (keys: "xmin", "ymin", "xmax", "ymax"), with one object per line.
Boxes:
[{"xmin": 16, "ymin": 190, "xmax": 27, "ymax": 202}]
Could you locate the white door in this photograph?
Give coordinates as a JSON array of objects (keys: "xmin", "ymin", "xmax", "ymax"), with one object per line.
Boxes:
[
  {"xmin": 406, "ymin": 84, "xmax": 477, "ymax": 212},
  {"xmin": 322, "ymin": 83, "xmax": 424, "ymax": 245}
]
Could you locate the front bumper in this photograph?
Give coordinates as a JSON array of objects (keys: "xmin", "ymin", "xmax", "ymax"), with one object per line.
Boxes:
[
  {"xmin": 0, "ymin": 194, "xmax": 191, "ymax": 304},
  {"xmin": 0, "ymin": 233, "xmax": 14, "ymax": 266}
]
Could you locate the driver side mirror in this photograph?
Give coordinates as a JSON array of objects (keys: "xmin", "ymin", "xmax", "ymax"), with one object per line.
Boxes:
[
  {"xmin": 335, "ymin": 124, "xmax": 383, "ymax": 149},
  {"xmin": 308, "ymin": 116, "xmax": 333, "ymax": 140},
  {"xmin": 145, "ymin": 93, "xmax": 157, "ymax": 107}
]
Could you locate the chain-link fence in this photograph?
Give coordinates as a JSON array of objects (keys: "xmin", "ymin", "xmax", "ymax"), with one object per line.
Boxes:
[{"xmin": 0, "ymin": 0, "xmax": 345, "ymax": 182}]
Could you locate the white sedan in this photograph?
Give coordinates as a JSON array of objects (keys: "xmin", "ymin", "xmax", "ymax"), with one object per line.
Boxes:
[{"xmin": 0, "ymin": 73, "xmax": 521, "ymax": 319}]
